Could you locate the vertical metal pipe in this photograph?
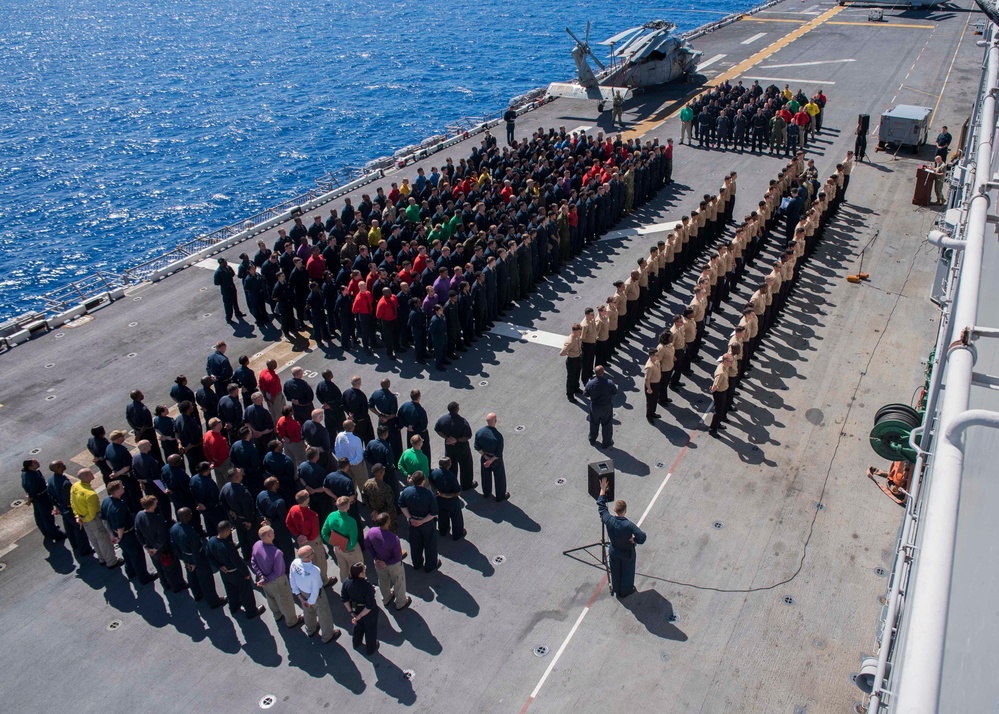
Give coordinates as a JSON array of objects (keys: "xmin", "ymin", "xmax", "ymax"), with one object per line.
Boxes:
[{"xmin": 890, "ymin": 33, "xmax": 999, "ymax": 714}]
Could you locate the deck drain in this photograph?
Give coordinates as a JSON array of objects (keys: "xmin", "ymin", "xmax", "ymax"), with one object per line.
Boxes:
[
  {"xmin": 782, "ymin": 595, "xmax": 796, "ymax": 606},
  {"xmin": 815, "ymin": 502, "xmax": 825, "ymax": 511},
  {"xmin": 44, "ymin": 363, "xmax": 55, "ymax": 368},
  {"xmin": 106, "ymin": 619, "xmax": 123, "ymax": 632},
  {"xmin": 533, "ymin": 645, "xmax": 549, "ymax": 657},
  {"xmin": 54, "ymin": 332, "xmax": 64, "ymax": 338},
  {"xmin": 199, "ymin": 287, "xmax": 208, "ymax": 292},
  {"xmin": 126, "ymin": 352, "xmax": 137, "ymax": 358},
  {"xmin": 202, "ymin": 313, "xmax": 212, "ymax": 318},
  {"xmin": 133, "ymin": 296, "xmax": 142, "ymax": 301},
  {"xmin": 259, "ymin": 695, "xmax": 276, "ymax": 709},
  {"xmin": 813, "ymin": 638, "xmax": 826, "ymax": 649},
  {"xmin": 402, "ymin": 670, "xmax": 415, "ymax": 681},
  {"xmin": 45, "ymin": 395, "xmax": 57, "ymax": 401},
  {"xmin": 555, "ymin": 477, "xmax": 566, "ymax": 485},
  {"xmin": 656, "ymin": 462, "xmax": 666, "ymax": 469},
  {"xmin": 478, "ymin": 380, "xmax": 488, "ymax": 386},
  {"xmin": 30, "ymin": 448, "xmax": 41, "ymax": 455},
  {"xmin": 492, "ymin": 555, "xmax": 506, "ymax": 565},
  {"xmin": 11, "ymin": 499, "xmax": 24, "ymax": 508},
  {"xmin": 660, "ymin": 653, "xmax": 671, "ymax": 663},
  {"xmin": 874, "ymin": 566, "xmax": 887, "ymax": 577},
  {"xmin": 128, "ymin": 322, "xmax": 138, "ymax": 327},
  {"xmin": 794, "ymin": 707, "xmax": 808, "ymax": 714},
  {"xmin": 515, "ymin": 425, "xmax": 525, "ymax": 432},
  {"xmin": 712, "ymin": 521, "xmax": 724, "ymax": 529},
  {"xmin": 667, "ymin": 612, "xmax": 679, "ymax": 623},
  {"xmin": 574, "ymin": 295, "xmax": 581, "ymax": 300}
]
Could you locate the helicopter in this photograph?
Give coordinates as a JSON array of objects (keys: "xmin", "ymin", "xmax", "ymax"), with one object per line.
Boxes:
[{"xmin": 547, "ymin": 20, "xmax": 702, "ymax": 102}]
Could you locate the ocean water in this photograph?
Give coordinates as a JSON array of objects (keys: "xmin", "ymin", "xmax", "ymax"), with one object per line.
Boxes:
[{"xmin": 0, "ymin": 0, "xmax": 754, "ymax": 322}]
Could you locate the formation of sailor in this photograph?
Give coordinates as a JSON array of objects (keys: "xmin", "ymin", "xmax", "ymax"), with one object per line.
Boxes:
[
  {"xmin": 564, "ymin": 173, "xmax": 736, "ymax": 375},
  {"xmin": 680, "ymin": 80, "xmax": 828, "ymax": 156},
  {"xmin": 219, "ymin": 126, "xmax": 678, "ymax": 382},
  {"xmin": 27, "ymin": 360, "xmax": 524, "ymax": 662}
]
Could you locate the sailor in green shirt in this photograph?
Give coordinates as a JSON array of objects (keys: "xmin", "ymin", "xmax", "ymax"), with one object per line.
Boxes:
[
  {"xmin": 398, "ymin": 434, "xmax": 430, "ymax": 479},
  {"xmin": 679, "ymin": 103, "xmax": 694, "ymax": 144},
  {"xmin": 448, "ymin": 213, "xmax": 462, "ymax": 237},
  {"xmin": 428, "ymin": 223, "xmax": 445, "ymax": 245},
  {"xmin": 321, "ymin": 495, "xmax": 363, "ymax": 583},
  {"xmin": 405, "ymin": 198, "xmax": 421, "ymax": 224}
]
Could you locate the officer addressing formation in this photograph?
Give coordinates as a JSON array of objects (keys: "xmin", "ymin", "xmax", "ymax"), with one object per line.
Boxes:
[{"xmin": 19, "ymin": 87, "xmax": 851, "ymax": 672}]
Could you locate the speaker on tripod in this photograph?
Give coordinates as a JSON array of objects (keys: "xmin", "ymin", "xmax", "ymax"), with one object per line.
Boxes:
[
  {"xmin": 587, "ymin": 460, "xmax": 615, "ymax": 500},
  {"xmin": 565, "ymin": 460, "xmax": 617, "ymax": 593}
]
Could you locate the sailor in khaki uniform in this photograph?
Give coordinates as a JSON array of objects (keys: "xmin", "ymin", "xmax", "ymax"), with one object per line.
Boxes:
[
  {"xmin": 624, "ymin": 270, "xmax": 641, "ymax": 333},
  {"xmin": 559, "ymin": 324, "xmax": 583, "ymax": 401},
  {"xmin": 589, "ymin": 303, "xmax": 607, "ymax": 364},
  {"xmin": 580, "ymin": 308, "xmax": 598, "ymax": 384},
  {"xmin": 657, "ymin": 331, "xmax": 676, "ymax": 407},
  {"xmin": 614, "ymin": 280, "xmax": 628, "ymax": 341},
  {"xmin": 605, "ymin": 295, "xmax": 620, "ymax": 352},
  {"xmin": 708, "ymin": 353, "xmax": 733, "ymax": 436},
  {"xmin": 668, "ymin": 314, "xmax": 688, "ymax": 388},
  {"xmin": 643, "ymin": 347, "xmax": 662, "ymax": 423}
]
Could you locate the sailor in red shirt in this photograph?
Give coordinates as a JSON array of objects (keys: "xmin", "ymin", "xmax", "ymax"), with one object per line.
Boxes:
[
  {"xmin": 258, "ymin": 358, "xmax": 286, "ymax": 424},
  {"xmin": 276, "ymin": 406, "xmax": 307, "ymax": 467},
  {"xmin": 286, "ymin": 490, "xmax": 334, "ymax": 586},
  {"xmin": 347, "ymin": 270, "xmax": 362, "ymax": 297},
  {"xmin": 203, "ymin": 418, "xmax": 232, "ymax": 486},
  {"xmin": 352, "ymin": 282, "xmax": 375, "ymax": 353},
  {"xmin": 413, "ymin": 247, "xmax": 428, "ymax": 276},
  {"xmin": 375, "ymin": 287, "xmax": 400, "ymax": 358},
  {"xmin": 306, "ymin": 247, "xmax": 326, "ymax": 280},
  {"xmin": 793, "ymin": 109, "xmax": 811, "ymax": 147}
]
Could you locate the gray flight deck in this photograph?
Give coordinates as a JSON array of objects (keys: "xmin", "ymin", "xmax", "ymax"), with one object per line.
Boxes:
[{"xmin": 0, "ymin": 1, "xmax": 982, "ymax": 712}]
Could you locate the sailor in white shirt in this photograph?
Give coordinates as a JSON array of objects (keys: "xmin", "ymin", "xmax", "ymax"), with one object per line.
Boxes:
[
  {"xmin": 334, "ymin": 419, "xmax": 368, "ymax": 491},
  {"xmin": 289, "ymin": 545, "xmax": 341, "ymax": 643}
]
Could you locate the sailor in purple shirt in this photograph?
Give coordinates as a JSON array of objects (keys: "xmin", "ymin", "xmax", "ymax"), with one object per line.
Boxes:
[
  {"xmin": 422, "ymin": 291, "xmax": 438, "ymax": 317},
  {"xmin": 363, "ymin": 512, "xmax": 411, "ymax": 610},
  {"xmin": 249, "ymin": 526, "xmax": 301, "ymax": 626},
  {"xmin": 433, "ymin": 267, "xmax": 451, "ymax": 306},
  {"xmin": 449, "ymin": 266, "xmax": 466, "ymax": 294}
]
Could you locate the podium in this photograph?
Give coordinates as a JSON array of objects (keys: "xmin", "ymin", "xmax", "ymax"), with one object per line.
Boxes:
[{"xmin": 913, "ymin": 166, "xmax": 934, "ymax": 206}]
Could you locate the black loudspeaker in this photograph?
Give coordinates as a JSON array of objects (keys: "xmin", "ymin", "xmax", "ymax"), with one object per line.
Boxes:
[
  {"xmin": 858, "ymin": 113, "xmax": 870, "ymax": 134},
  {"xmin": 587, "ymin": 460, "xmax": 615, "ymax": 500}
]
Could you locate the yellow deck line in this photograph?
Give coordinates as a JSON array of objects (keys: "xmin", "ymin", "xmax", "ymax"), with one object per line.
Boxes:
[
  {"xmin": 828, "ymin": 21, "xmax": 935, "ymax": 28},
  {"xmin": 624, "ymin": 4, "xmax": 847, "ymax": 140}
]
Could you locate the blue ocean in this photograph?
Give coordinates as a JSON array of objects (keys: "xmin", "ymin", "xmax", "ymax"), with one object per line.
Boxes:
[{"xmin": 0, "ymin": 0, "xmax": 754, "ymax": 322}]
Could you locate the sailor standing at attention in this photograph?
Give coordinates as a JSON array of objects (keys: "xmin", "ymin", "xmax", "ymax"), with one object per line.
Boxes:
[
  {"xmin": 474, "ymin": 412, "xmax": 509, "ymax": 502},
  {"xmin": 559, "ymin": 323, "xmax": 584, "ymax": 400},
  {"xmin": 597, "ymin": 477, "xmax": 646, "ymax": 598}
]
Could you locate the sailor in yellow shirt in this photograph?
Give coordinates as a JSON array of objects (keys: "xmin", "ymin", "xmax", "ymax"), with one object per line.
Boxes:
[
  {"xmin": 367, "ymin": 219, "xmax": 382, "ymax": 247},
  {"xmin": 70, "ymin": 468, "xmax": 120, "ymax": 568},
  {"xmin": 804, "ymin": 100, "xmax": 820, "ymax": 139}
]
